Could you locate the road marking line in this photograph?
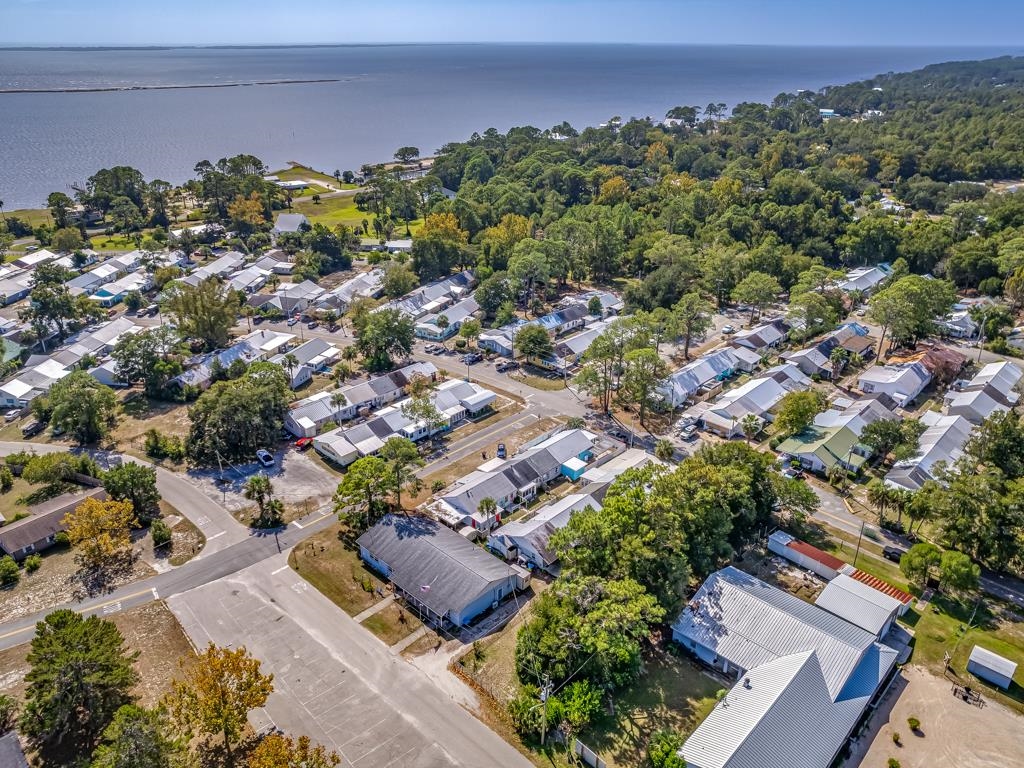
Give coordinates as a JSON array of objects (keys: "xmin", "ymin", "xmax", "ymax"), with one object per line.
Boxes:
[
  {"xmin": 271, "ymin": 565, "xmax": 289, "ymax": 575},
  {"xmin": 207, "ymin": 531, "xmax": 226, "ymax": 540},
  {"xmin": 102, "ymin": 602, "xmax": 122, "ymax": 615},
  {"xmin": 151, "ymin": 588, "xmax": 159, "ymax": 600},
  {"xmin": 291, "ymin": 519, "xmax": 305, "ymax": 529}
]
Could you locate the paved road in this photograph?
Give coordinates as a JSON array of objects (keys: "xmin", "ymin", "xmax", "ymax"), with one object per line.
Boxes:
[
  {"xmin": 169, "ymin": 553, "xmax": 532, "ymax": 768},
  {"xmin": 0, "ymin": 441, "xmax": 246, "ymax": 555}
]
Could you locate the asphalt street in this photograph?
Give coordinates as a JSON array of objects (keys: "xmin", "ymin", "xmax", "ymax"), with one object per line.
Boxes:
[{"xmin": 169, "ymin": 553, "xmax": 532, "ymax": 768}]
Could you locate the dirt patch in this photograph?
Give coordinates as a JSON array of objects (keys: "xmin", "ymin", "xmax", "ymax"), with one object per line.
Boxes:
[
  {"xmin": 733, "ymin": 548, "xmax": 827, "ymax": 603},
  {"xmin": 0, "ymin": 600, "xmax": 194, "ymax": 708},
  {"xmin": 287, "ymin": 522, "xmax": 386, "ymax": 615},
  {"xmin": 113, "ymin": 395, "xmax": 191, "ymax": 451},
  {"xmin": 0, "ymin": 543, "xmax": 155, "ymax": 625},
  {"xmin": 855, "ymin": 665, "xmax": 1024, "ymax": 768}
]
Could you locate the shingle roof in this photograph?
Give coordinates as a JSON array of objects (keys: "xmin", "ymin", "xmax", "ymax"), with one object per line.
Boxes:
[{"xmin": 357, "ymin": 514, "xmax": 512, "ymax": 619}]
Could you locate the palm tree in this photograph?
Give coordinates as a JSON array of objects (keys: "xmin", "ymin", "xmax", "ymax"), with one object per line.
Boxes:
[
  {"xmin": 330, "ymin": 390, "xmax": 348, "ymax": 415},
  {"xmin": 243, "ymin": 474, "xmax": 282, "ymax": 528},
  {"xmin": 829, "ymin": 347, "xmax": 849, "ymax": 380},
  {"xmin": 866, "ymin": 479, "xmax": 890, "ymax": 526},
  {"xmin": 654, "ymin": 439, "xmax": 675, "ymax": 461},
  {"xmin": 740, "ymin": 414, "xmax": 761, "ymax": 444},
  {"xmin": 282, "ymin": 353, "xmax": 299, "ymax": 383},
  {"xmin": 241, "ymin": 305, "xmax": 255, "ymax": 332},
  {"xmin": 478, "ymin": 497, "xmax": 498, "ymax": 527},
  {"xmin": 0, "ymin": 198, "xmax": 5, "ymax": 222}
]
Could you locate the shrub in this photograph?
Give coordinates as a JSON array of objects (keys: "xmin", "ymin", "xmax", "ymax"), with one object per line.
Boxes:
[
  {"xmin": 892, "ymin": 731, "xmax": 901, "ymax": 745},
  {"xmin": 0, "ymin": 556, "xmax": 19, "ymax": 586},
  {"xmin": 0, "ymin": 466, "xmax": 12, "ymax": 493},
  {"xmin": 23, "ymin": 554, "xmax": 41, "ymax": 573},
  {"xmin": 907, "ymin": 716, "xmax": 920, "ymax": 731},
  {"xmin": 144, "ymin": 428, "xmax": 186, "ymax": 462},
  {"xmin": 54, "ymin": 531, "xmax": 70, "ymax": 547},
  {"xmin": 431, "ymin": 479, "xmax": 446, "ymax": 493},
  {"xmin": 151, "ymin": 519, "xmax": 172, "ymax": 547},
  {"xmin": 888, "ymin": 759, "xmax": 901, "ymax": 768}
]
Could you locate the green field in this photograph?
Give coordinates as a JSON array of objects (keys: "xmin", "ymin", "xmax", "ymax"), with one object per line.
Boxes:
[
  {"xmin": 3, "ymin": 208, "xmax": 53, "ymax": 228},
  {"xmin": 292, "ymin": 193, "xmax": 423, "ymax": 236},
  {"xmin": 271, "ymin": 164, "xmax": 357, "ymax": 189},
  {"xmin": 89, "ymin": 233, "xmax": 140, "ymax": 251}
]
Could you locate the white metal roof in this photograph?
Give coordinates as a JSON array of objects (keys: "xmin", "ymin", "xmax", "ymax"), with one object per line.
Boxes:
[
  {"xmin": 969, "ymin": 645, "xmax": 1018, "ymax": 679},
  {"xmin": 814, "ymin": 574, "xmax": 901, "ymax": 636}
]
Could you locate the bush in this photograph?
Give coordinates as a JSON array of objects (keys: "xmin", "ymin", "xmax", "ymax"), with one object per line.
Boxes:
[
  {"xmin": 151, "ymin": 519, "xmax": 172, "ymax": 547},
  {"xmin": 144, "ymin": 428, "xmax": 186, "ymax": 462},
  {"xmin": 888, "ymin": 760, "xmax": 901, "ymax": 768},
  {"xmin": 54, "ymin": 531, "xmax": 70, "ymax": 547},
  {"xmin": 431, "ymin": 479, "xmax": 446, "ymax": 493},
  {"xmin": 892, "ymin": 731, "xmax": 901, "ymax": 745},
  {"xmin": 907, "ymin": 716, "xmax": 920, "ymax": 731},
  {"xmin": 0, "ymin": 556, "xmax": 19, "ymax": 586},
  {"xmin": 0, "ymin": 466, "xmax": 12, "ymax": 493},
  {"xmin": 23, "ymin": 554, "xmax": 41, "ymax": 573}
]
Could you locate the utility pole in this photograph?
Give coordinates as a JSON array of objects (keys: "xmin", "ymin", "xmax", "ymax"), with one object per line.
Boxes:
[
  {"xmin": 540, "ymin": 675, "xmax": 553, "ymax": 746},
  {"xmin": 853, "ymin": 519, "xmax": 865, "ymax": 568}
]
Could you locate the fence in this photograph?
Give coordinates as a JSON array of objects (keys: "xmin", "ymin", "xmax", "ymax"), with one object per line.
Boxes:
[{"xmin": 574, "ymin": 740, "xmax": 606, "ymax": 768}]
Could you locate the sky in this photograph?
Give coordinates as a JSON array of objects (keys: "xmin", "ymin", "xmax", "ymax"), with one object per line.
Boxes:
[{"xmin": 2, "ymin": 0, "xmax": 1024, "ymax": 47}]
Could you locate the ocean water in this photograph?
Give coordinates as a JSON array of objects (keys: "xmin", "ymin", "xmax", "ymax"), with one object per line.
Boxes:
[{"xmin": 0, "ymin": 44, "xmax": 1015, "ymax": 210}]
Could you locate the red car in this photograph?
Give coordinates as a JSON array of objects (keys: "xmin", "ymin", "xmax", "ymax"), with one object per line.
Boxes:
[{"xmin": 293, "ymin": 437, "xmax": 314, "ymax": 450}]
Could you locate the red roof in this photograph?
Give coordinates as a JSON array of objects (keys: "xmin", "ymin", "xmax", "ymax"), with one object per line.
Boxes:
[
  {"xmin": 787, "ymin": 539, "xmax": 846, "ymax": 572},
  {"xmin": 850, "ymin": 568, "xmax": 914, "ymax": 605}
]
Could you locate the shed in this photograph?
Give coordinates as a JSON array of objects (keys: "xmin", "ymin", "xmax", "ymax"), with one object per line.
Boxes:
[
  {"xmin": 967, "ymin": 645, "xmax": 1017, "ymax": 690},
  {"xmin": 767, "ymin": 531, "xmax": 843, "ymax": 581},
  {"xmin": 561, "ymin": 456, "xmax": 588, "ymax": 481}
]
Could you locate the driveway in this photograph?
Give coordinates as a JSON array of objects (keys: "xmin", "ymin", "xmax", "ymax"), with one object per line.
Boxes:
[{"xmin": 168, "ymin": 553, "xmax": 532, "ymax": 768}]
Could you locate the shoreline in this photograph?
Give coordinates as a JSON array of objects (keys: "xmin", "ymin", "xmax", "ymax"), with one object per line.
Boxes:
[{"xmin": 0, "ymin": 78, "xmax": 341, "ymax": 94}]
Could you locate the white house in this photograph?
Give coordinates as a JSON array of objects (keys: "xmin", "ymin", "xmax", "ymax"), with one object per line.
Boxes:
[
  {"xmin": 659, "ymin": 348, "xmax": 749, "ymax": 408},
  {"xmin": 272, "ymin": 213, "xmax": 309, "ymax": 235},
  {"xmin": 944, "ymin": 360, "xmax": 1022, "ymax": 424},
  {"xmin": 487, "ymin": 493, "xmax": 601, "ymax": 572},
  {"xmin": 884, "ymin": 411, "xmax": 973, "ymax": 491},
  {"xmin": 857, "ymin": 362, "xmax": 931, "ymax": 407},
  {"xmin": 836, "ymin": 264, "xmax": 891, "ymax": 295},
  {"xmin": 814, "ymin": 573, "xmax": 902, "ymax": 639},
  {"xmin": 690, "ymin": 364, "xmax": 809, "ymax": 438},
  {"xmin": 239, "ymin": 329, "xmax": 295, "ymax": 358},
  {"xmin": 0, "ymin": 359, "xmax": 71, "ymax": 408}
]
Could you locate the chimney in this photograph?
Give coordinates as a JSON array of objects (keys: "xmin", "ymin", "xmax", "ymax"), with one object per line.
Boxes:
[{"xmin": 743, "ymin": 678, "xmax": 752, "ymax": 689}]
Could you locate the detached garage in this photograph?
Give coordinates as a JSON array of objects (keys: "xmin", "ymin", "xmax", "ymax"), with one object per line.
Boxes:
[{"xmin": 968, "ymin": 646, "xmax": 1017, "ymax": 690}]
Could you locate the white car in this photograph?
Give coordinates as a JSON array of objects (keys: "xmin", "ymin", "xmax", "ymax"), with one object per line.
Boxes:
[
  {"xmin": 256, "ymin": 449, "xmax": 275, "ymax": 468},
  {"xmin": 3, "ymin": 409, "xmax": 21, "ymax": 423},
  {"xmin": 721, "ymin": 324, "xmax": 736, "ymax": 335}
]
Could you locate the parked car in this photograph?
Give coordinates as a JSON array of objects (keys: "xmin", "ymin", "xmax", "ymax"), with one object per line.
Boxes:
[
  {"xmin": 307, "ymin": 320, "xmax": 319, "ymax": 329},
  {"xmin": 256, "ymin": 449, "xmax": 275, "ymax": 468},
  {"xmin": 883, "ymin": 546, "xmax": 906, "ymax": 563},
  {"xmin": 780, "ymin": 467, "xmax": 805, "ymax": 480},
  {"xmin": 21, "ymin": 421, "xmax": 44, "ymax": 438},
  {"xmin": 721, "ymin": 324, "xmax": 736, "ymax": 335},
  {"xmin": 287, "ymin": 317, "xmax": 299, "ymax": 327},
  {"xmin": 423, "ymin": 344, "xmax": 440, "ymax": 354},
  {"xmin": 293, "ymin": 437, "xmax": 314, "ymax": 451},
  {"xmin": 679, "ymin": 424, "xmax": 699, "ymax": 440},
  {"xmin": 4, "ymin": 409, "xmax": 21, "ymax": 423},
  {"xmin": 461, "ymin": 353, "xmax": 482, "ymax": 364},
  {"xmin": 496, "ymin": 443, "xmax": 506, "ymax": 459}
]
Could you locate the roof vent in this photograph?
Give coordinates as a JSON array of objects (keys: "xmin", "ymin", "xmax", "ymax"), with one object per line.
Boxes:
[{"xmin": 743, "ymin": 678, "xmax": 752, "ymax": 689}]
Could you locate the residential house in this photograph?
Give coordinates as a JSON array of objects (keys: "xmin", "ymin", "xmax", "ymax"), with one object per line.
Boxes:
[
  {"xmin": 689, "ymin": 364, "xmax": 810, "ymax": 438},
  {"xmin": 91, "ymin": 271, "xmax": 151, "ymax": 307},
  {"xmin": 252, "ymin": 253, "xmax": 295, "ymax": 275},
  {"xmin": 0, "ymin": 488, "xmax": 106, "ymax": 560},
  {"xmin": 0, "ymin": 271, "xmax": 35, "ymax": 306},
  {"xmin": 783, "ymin": 323, "xmax": 874, "ymax": 379},
  {"xmin": 227, "ymin": 265, "xmax": 271, "ymax": 294},
  {"xmin": 673, "ymin": 567, "xmax": 897, "ymax": 768},
  {"xmin": 269, "ymin": 338, "xmax": 342, "ymax": 389},
  {"xmin": 857, "ymin": 362, "xmax": 931, "ymax": 407},
  {"xmin": 658, "ymin": 348, "xmax": 749, "ymax": 408},
  {"xmin": 731, "ymin": 319, "xmax": 788, "ymax": 355},
  {"xmin": 168, "ymin": 341, "xmax": 263, "ymax": 391},
  {"xmin": 944, "ymin": 360, "xmax": 1022, "ymax": 424},
  {"xmin": 939, "ymin": 310, "xmax": 979, "ymax": 339},
  {"xmin": 249, "ymin": 280, "xmax": 326, "ymax": 317},
  {"xmin": 379, "ymin": 271, "xmax": 475, "ymax": 320},
  {"xmin": 313, "ymin": 379, "xmax": 495, "ymax": 464},
  {"xmin": 478, "ymin": 320, "xmax": 530, "ymax": 357},
  {"xmin": 836, "ymin": 264, "xmax": 891, "ymax": 296},
  {"xmin": 357, "ymin": 514, "xmax": 529, "ymax": 629},
  {"xmin": 884, "ymin": 411, "xmax": 974, "ymax": 491},
  {"xmin": 534, "ymin": 320, "xmax": 611, "ymax": 372},
  {"xmin": 317, "ymin": 268, "xmax": 385, "ymax": 313},
  {"xmin": 181, "ymin": 251, "xmax": 246, "ymax": 285},
  {"xmin": 359, "ymin": 238, "xmax": 413, "ymax": 253},
  {"xmin": 776, "ymin": 425, "xmax": 872, "ymax": 475},
  {"xmin": 812, "ymin": 394, "xmax": 898, "ymax": 436},
  {"xmin": 814, "ymin": 573, "xmax": 902, "ymax": 639},
  {"xmin": 169, "ymin": 222, "xmax": 224, "ymax": 241},
  {"xmin": 579, "ymin": 447, "xmax": 667, "ymax": 491},
  {"xmin": 563, "ymin": 290, "xmax": 624, "ymax": 318},
  {"xmin": 488, "ymin": 493, "xmax": 601, "ymax": 572},
  {"xmin": 415, "ymin": 296, "xmax": 480, "ymax": 341},
  {"xmin": 12, "ymin": 249, "xmax": 58, "ymax": 270},
  {"xmin": 431, "ymin": 429, "xmax": 596, "ymax": 532},
  {"xmin": 239, "ymin": 329, "xmax": 295, "ymax": 358},
  {"xmin": 285, "ymin": 390, "xmax": 351, "ymax": 438},
  {"xmin": 272, "ymin": 213, "xmax": 309, "ymax": 235},
  {"xmin": 0, "ymin": 358, "xmax": 71, "ymax": 408},
  {"xmin": 536, "ymin": 304, "xmax": 589, "ymax": 337},
  {"xmin": 329, "ymin": 361, "xmax": 438, "ymax": 421}
]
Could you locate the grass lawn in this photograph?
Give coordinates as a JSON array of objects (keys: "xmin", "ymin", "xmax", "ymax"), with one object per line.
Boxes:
[
  {"xmin": 292, "ymin": 193, "xmax": 424, "ymax": 236},
  {"xmin": 113, "ymin": 395, "xmax": 191, "ymax": 454},
  {"xmin": 272, "ymin": 164, "xmax": 357, "ymax": 188},
  {"xmin": 510, "ymin": 369, "xmax": 567, "ymax": 392},
  {"xmin": 89, "ymin": 233, "xmax": 140, "ymax": 251},
  {"xmin": 0, "ymin": 476, "xmax": 53, "ymax": 523},
  {"xmin": 582, "ymin": 653, "xmax": 722, "ymax": 768},
  {"xmin": 3, "ymin": 208, "xmax": 53, "ymax": 228},
  {"xmin": 361, "ymin": 602, "xmax": 422, "ymax": 646},
  {"xmin": 288, "ymin": 522, "xmax": 385, "ymax": 615},
  {"xmin": 904, "ymin": 593, "xmax": 1024, "ymax": 714}
]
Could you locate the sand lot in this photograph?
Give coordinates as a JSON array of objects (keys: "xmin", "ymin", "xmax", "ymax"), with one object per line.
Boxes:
[{"xmin": 855, "ymin": 665, "xmax": 1024, "ymax": 768}]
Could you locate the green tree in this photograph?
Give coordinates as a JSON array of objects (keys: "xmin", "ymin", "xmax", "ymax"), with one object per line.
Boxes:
[
  {"xmin": 867, "ymin": 275, "xmax": 955, "ymax": 355},
  {"xmin": 860, "ymin": 418, "xmax": 926, "ymax": 465},
  {"xmin": 0, "ymin": 693, "xmax": 17, "ymax": 734},
  {"xmin": 673, "ymin": 292, "xmax": 713, "ymax": 359},
  {"xmin": 0, "ymin": 556, "xmax": 19, "ymax": 586},
  {"xmin": 165, "ymin": 643, "xmax": 273, "ymax": 768},
  {"xmin": 474, "ymin": 272, "xmax": 513, "ymax": 319},
  {"xmin": 164, "ymin": 278, "xmax": 239, "ymax": 351},
  {"xmin": 186, "ymin": 363, "xmax": 290, "ymax": 465},
  {"xmin": 51, "ymin": 226, "xmax": 85, "ymax": 253},
  {"xmin": 515, "ymin": 324, "xmax": 554, "ymax": 362},
  {"xmin": 91, "ymin": 704, "xmax": 188, "ymax": 768},
  {"xmin": 333, "ymin": 456, "xmax": 393, "ymax": 533},
  {"xmin": 382, "ymin": 263, "xmax": 419, "ymax": 299},
  {"xmin": 21, "ymin": 610, "xmax": 139, "ymax": 762},
  {"xmin": 459, "ymin": 317, "xmax": 481, "ymax": 347},
  {"xmin": 654, "ymin": 439, "xmax": 675, "ymax": 461},
  {"xmin": 48, "ymin": 370, "xmax": 119, "ymax": 444},
  {"xmin": 647, "ymin": 730, "xmax": 687, "ymax": 768},
  {"xmin": 731, "ymin": 271, "xmax": 782, "ymax": 323},
  {"xmin": 379, "ymin": 436, "xmax": 424, "ymax": 510},
  {"xmin": 508, "ymin": 251, "xmax": 550, "ymax": 316},
  {"xmin": 939, "ymin": 550, "xmax": 980, "ymax": 596},
  {"xmin": 20, "ymin": 263, "xmax": 102, "ymax": 342},
  {"xmin": 620, "ymin": 347, "xmax": 669, "ymax": 427},
  {"xmin": 103, "ymin": 462, "xmax": 161, "ymax": 522},
  {"xmin": 900, "ymin": 542, "xmax": 941, "ymax": 587},
  {"xmin": 111, "ymin": 326, "xmax": 183, "ymax": 397},
  {"xmin": 356, "ymin": 308, "xmax": 414, "ymax": 372},
  {"xmin": 773, "ymin": 390, "xmax": 826, "ymax": 436},
  {"xmin": 46, "ymin": 192, "xmax": 75, "ymax": 229}
]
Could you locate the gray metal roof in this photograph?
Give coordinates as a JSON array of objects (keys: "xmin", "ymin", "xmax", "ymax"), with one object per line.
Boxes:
[
  {"xmin": 814, "ymin": 574, "xmax": 901, "ymax": 636},
  {"xmin": 673, "ymin": 567, "xmax": 875, "ymax": 699},
  {"xmin": 969, "ymin": 645, "xmax": 1018, "ymax": 679},
  {"xmin": 0, "ymin": 488, "xmax": 106, "ymax": 555},
  {"xmin": 357, "ymin": 515, "xmax": 513, "ymax": 619}
]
